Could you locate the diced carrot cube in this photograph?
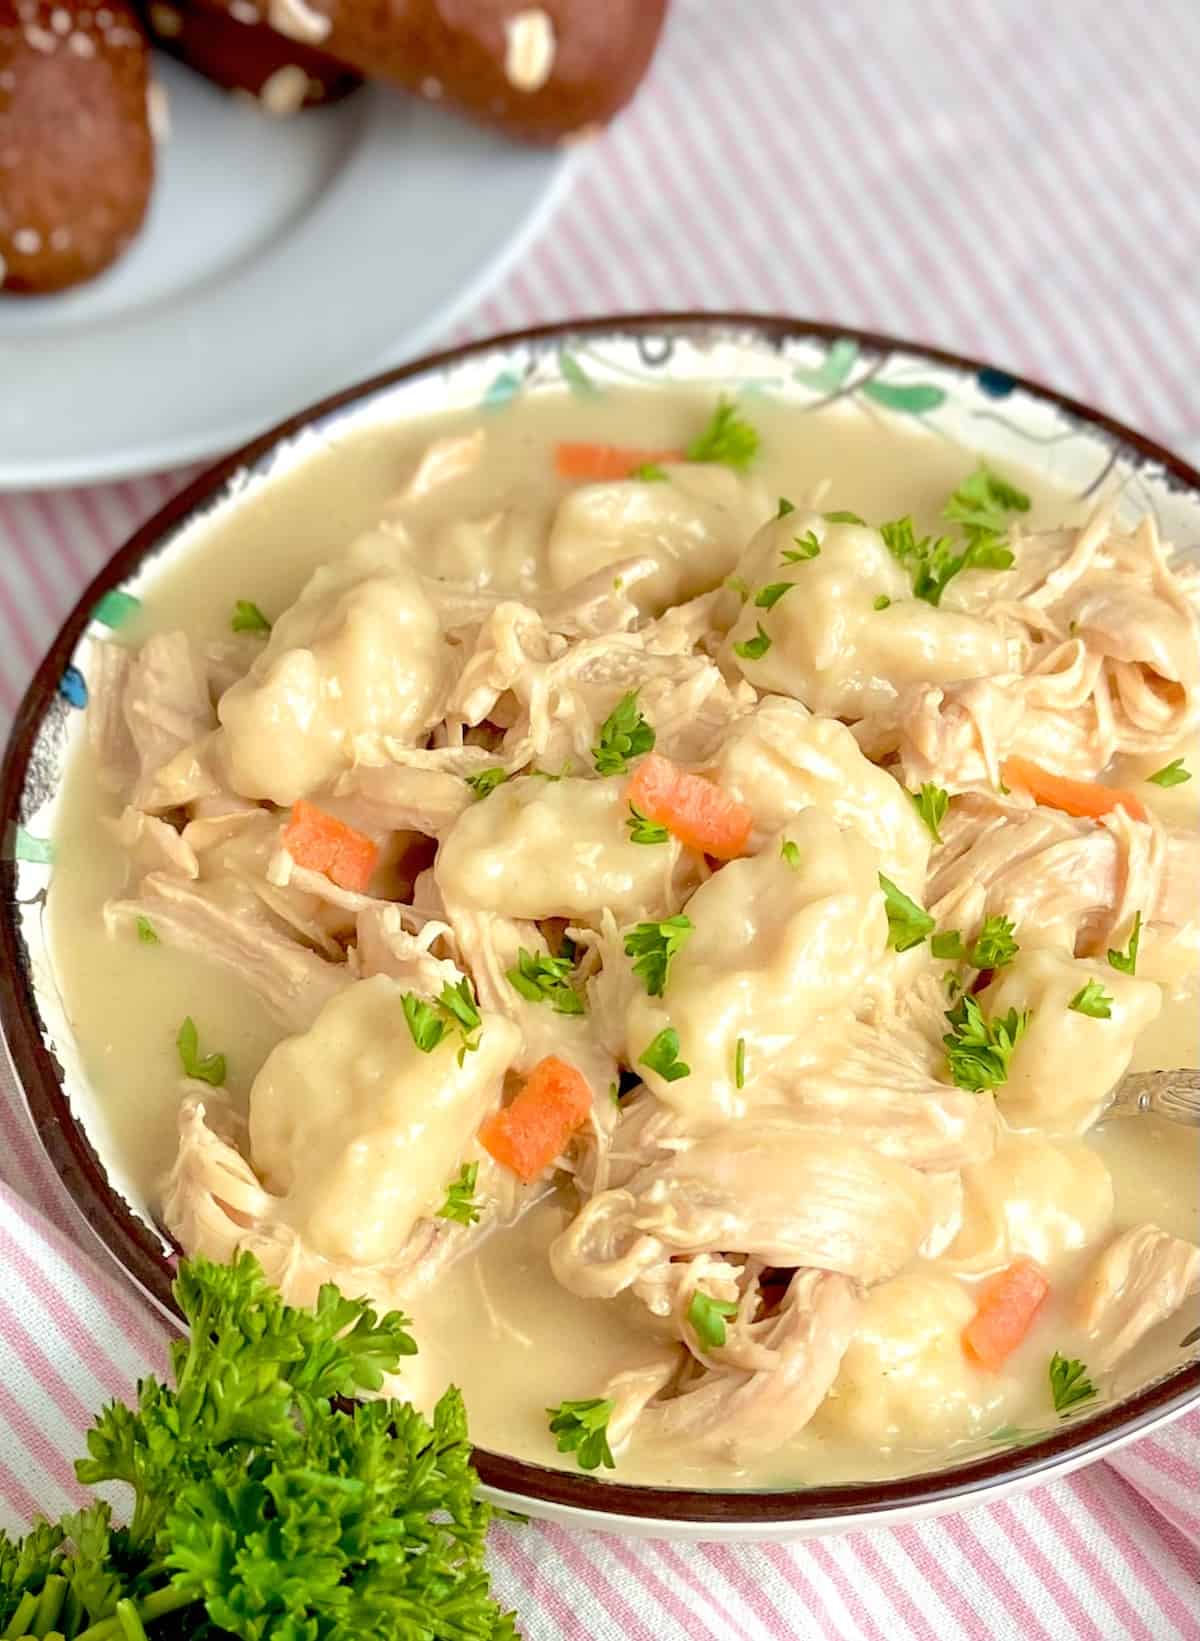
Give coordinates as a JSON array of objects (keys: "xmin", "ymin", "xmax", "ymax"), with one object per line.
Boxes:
[
  {"xmin": 479, "ymin": 1055, "xmax": 593, "ymax": 1182},
  {"xmin": 1002, "ymin": 757, "xmax": 1146, "ymax": 823},
  {"xmin": 281, "ymin": 800, "xmax": 379, "ymax": 892},
  {"xmin": 554, "ymin": 443, "xmax": 685, "ymax": 482},
  {"xmin": 962, "ymin": 1257, "xmax": 1050, "ymax": 1370},
  {"xmin": 626, "ymin": 752, "xmax": 752, "ymax": 861}
]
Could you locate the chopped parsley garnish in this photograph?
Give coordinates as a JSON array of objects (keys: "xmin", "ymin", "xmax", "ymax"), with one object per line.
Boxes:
[
  {"xmin": 780, "ymin": 839, "xmax": 801, "ymax": 869},
  {"xmin": 688, "ymin": 1290, "xmax": 740, "ymax": 1351},
  {"xmin": 230, "ymin": 599, "xmax": 271, "ymax": 634},
  {"xmin": 881, "ymin": 465, "xmax": 1027, "ymax": 606},
  {"xmin": 971, "ymin": 914, "xmax": 1020, "ymax": 971},
  {"xmin": 1069, "ymin": 979, "xmax": 1113, "ymax": 1019},
  {"xmin": 734, "ymin": 1036, "xmax": 746, "ymax": 1090},
  {"xmin": 943, "ymin": 995, "xmax": 1030, "ymax": 1092},
  {"xmin": 1049, "ymin": 1352, "xmax": 1098, "ymax": 1414},
  {"xmin": 685, "ymin": 398, "xmax": 759, "ymax": 470},
  {"xmin": 755, "ymin": 581, "xmax": 795, "ymax": 610},
  {"xmin": 0, "ymin": 1252, "xmax": 515, "ymax": 1641},
  {"xmin": 402, "ymin": 978, "xmax": 482, "ymax": 1061},
  {"xmin": 782, "ymin": 530, "xmax": 821, "ymax": 562},
  {"xmin": 726, "ymin": 574, "xmax": 751, "ymax": 602},
  {"xmin": 777, "ymin": 496, "xmax": 795, "ymax": 517},
  {"xmin": 546, "ymin": 1398, "xmax": 615, "ymax": 1471},
  {"xmin": 465, "ymin": 766, "xmax": 508, "ymax": 799},
  {"xmin": 910, "ymin": 781, "xmax": 950, "ymax": 844},
  {"xmin": 1107, "ymin": 910, "xmax": 1142, "ymax": 975},
  {"xmin": 176, "ymin": 1017, "xmax": 225, "ymax": 1087},
  {"xmin": 506, "ymin": 947, "xmax": 584, "ymax": 1014},
  {"xmin": 639, "ymin": 1026, "xmax": 690, "ymax": 1082},
  {"xmin": 733, "ymin": 623, "xmax": 772, "ymax": 661},
  {"xmin": 593, "ymin": 690, "xmax": 656, "ymax": 775},
  {"xmin": 627, "ymin": 803, "xmax": 670, "ymax": 845},
  {"xmin": 931, "ymin": 929, "xmax": 965, "ymax": 960},
  {"xmin": 878, "ymin": 873, "xmax": 935, "ymax": 952},
  {"xmin": 1147, "ymin": 758, "xmax": 1191, "ymax": 788},
  {"xmin": 824, "ymin": 508, "xmax": 866, "ymax": 526},
  {"xmin": 609, "ymin": 1082, "xmax": 621, "ymax": 1108},
  {"xmin": 624, "ymin": 915, "xmax": 693, "ymax": 997},
  {"xmin": 438, "ymin": 1162, "xmax": 481, "ymax": 1226},
  {"xmin": 632, "ymin": 462, "xmax": 668, "ymax": 482},
  {"xmin": 136, "ymin": 915, "xmax": 159, "ymax": 946},
  {"xmin": 873, "ymin": 594, "xmax": 892, "ymax": 611}
]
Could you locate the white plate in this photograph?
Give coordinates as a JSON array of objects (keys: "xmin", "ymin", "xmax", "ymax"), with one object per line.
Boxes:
[{"xmin": 0, "ymin": 60, "xmax": 570, "ymax": 490}]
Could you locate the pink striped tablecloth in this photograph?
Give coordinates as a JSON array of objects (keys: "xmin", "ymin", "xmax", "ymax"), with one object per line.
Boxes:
[{"xmin": 1, "ymin": 2, "xmax": 1198, "ymax": 1637}]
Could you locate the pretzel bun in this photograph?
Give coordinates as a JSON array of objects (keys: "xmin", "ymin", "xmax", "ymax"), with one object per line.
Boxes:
[
  {"xmin": 140, "ymin": 0, "xmax": 360, "ymax": 113},
  {"xmin": 208, "ymin": 0, "xmax": 669, "ymax": 143},
  {"xmin": 0, "ymin": 0, "xmax": 154, "ymax": 293}
]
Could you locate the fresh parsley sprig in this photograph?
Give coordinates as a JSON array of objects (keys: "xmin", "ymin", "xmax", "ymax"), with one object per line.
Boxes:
[
  {"xmin": 943, "ymin": 995, "xmax": 1030, "ymax": 1091},
  {"xmin": 1107, "ymin": 911, "xmax": 1142, "ymax": 975},
  {"xmin": 176, "ymin": 1017, "xmax": 226, "ymax": 1088},
  {"xmin": 506, "ymin": 947, "xmax": 585, "ymax": 1014},
  {"xmin": 1147, "ymin": 758, "xmax": 1191, "ymax": 788},
  {"xmin": 624, "ymin": 916, "xmax": 693, "ymax": 997},
  {"xmin": 546, "ymin": 1398, "xmax": 615, "ymax": 1471},
  {"xmin": 0, "ymin": 1253, "xmax": 516, "ymax": 1641},
  {"xmin": 878, "ymin": 874, "xmax": 935, "ymax": 952},
  {"xmin": 639, "ymin": 1027, "xmax": 690, "ymax": 1082},
  {"xmin": 910, "ymin": 782, "xmax": 950, "ymax": 844},
  {"xmin": 1049, "ymin": 1351, "xmax": 1098, "ymax": 1414},
  {"xmin": 1069, "ymin": 979, "xmax": 1113, "ymax": 1019},
  {"xmin": 685, "ymin": 399, "xmax": 759, "ymax": 470},
  {"xmin": 880, "ymin": 465, "xmax": 1029, "ymax": 606},
  {"xmin": 733, "ymin": 623, "xmax": 772, "ymax": 661},
  {"xmin": 401, "ymin": 977, "xmax": 483, "ymax": 1062},
  {"xmin": 593, "ymin": 691, "xmax": 656, "ymax": 776},
  {"xmin": 466, "ymin": 766, "xmax": 508, "ymax": 800},
  {"xmin": 627, "ymin": 804, "xmax": 669, "ymax": 845},
  {"xmin": 438, "ymin": 1162, "xmax": 482, "ymax": 1226},
  {"xmin": 688, "ymin": 1290, "xmax": 740, "ymax": 1351},
  {"xmin": 230, "ymin": 600, "xmax": 271, "ymax": 634}
]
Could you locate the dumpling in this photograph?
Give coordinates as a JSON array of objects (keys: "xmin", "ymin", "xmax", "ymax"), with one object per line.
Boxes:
[
  {"xmin": 941, "ymin": 1130, "xmax": 1115, "ymax": 1278},
  {"xmin": 248, "ymin": 974, "xmax": 520, "ymax": 1265},
  {"xmin": 722, "ymin": 513, "xmax": 1013, "ymax": 721},
  {"xmin": 983, "ymin": 946, "xmax": 1162, "ymax": 1134},
  {"xmin": 625, "ymin": 809, "xmax": 887, "ymax": 1120},
  {"xmin": 435, "ymin": 774, "xmax": 700, "ymax": 923},
  {"xmin": 547, "ymin": 463, "xmax": 771, "ymax": 614},
  {"xmin": 817, "ymin": 1269, "xmax": 1011, "ymax": 1447},
  {"xmin": 217, "ymin": 530, "xmax": 449, "ymax": 805},
  {"xmin": 711, "ymin": 695, "xmax": 931, "ymax": 890}
]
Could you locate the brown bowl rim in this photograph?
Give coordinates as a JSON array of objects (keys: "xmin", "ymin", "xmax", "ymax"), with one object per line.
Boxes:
[{"xmin": 2, "ymin": 312, "xmax": 1198, "ymax": 1525}]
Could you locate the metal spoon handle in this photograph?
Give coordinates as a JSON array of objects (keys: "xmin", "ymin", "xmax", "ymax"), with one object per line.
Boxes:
[{"xmin": 1108, "ymin": 1068, "xmax": 1200, "ymax": 1127}]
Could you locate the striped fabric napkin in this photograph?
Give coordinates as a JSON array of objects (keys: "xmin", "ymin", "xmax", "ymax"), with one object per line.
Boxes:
[{"xmin": 1, "ymin": 0, "xmax": 1198, "ymax": 1635}]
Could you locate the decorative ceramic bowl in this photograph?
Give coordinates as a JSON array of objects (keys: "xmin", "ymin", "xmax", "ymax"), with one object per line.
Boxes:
[{"xmin": 2, "ymin": 315, "xmax": 1198, "ymax": 1542}]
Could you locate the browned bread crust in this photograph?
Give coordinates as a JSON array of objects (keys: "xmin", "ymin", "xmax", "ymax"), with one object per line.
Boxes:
[
  {"xmin": 0, "ymin": 0, "xmax": 154, "ymax": 294},
  {"xmin": 139, "ymin": 0, "xmax": 361, "ymax": 112},
  {"xmin": 205, "ymin": 0, "xmax": 670, "ymax": 143}
]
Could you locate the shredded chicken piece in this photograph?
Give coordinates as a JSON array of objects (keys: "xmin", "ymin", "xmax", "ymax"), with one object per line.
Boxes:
[
  {"xmin": 106, "ymin": 806, "xmax": 199, "ymax": 880},
  {"xmin": 87, "ymin": 641, "xmax": 137, "ymax": 794},
  {"xmin": 105, "ymin": 874, "xmax": 350, "ymax": 1031},
  {"xmin": 1076, "ymin": 1223, "xmax": 1200, "ymax": 1368}
]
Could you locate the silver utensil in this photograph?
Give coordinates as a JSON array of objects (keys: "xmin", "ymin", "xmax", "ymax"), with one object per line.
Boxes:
[{"xmin": 1106, "ymin": 1068, "xmax": 1200, "ymax": 1127}]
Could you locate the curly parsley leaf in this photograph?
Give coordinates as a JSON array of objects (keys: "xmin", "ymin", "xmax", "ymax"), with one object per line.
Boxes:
[
  {"xmin": 686, "ymin": 398, "xmax": 759, "ymax": 470},
  {"xmin": 780, "ymin": 839, "xmax": 802, "ymax": 870},
  {"xmin": 1049, "ymin": 1352, "xmax": 1098, "ymax": 1415},
  {"xmin": 943, "ymin": 463, "xmax": 1031, "ymax": 544},
  {"xmin": 624, "ymin": 915, "xmax": 693, "ymax": 998},
  {"xmin": 136, "ymin": 915, "xmax": 159, "ymax": 946},
  {"xmin": 777, "ymin": 496, "xmax": 796, "ymax": 517},
  {"xmin": 971, "ymin": 914, "xmax": 1020, "ymax": 971},
  {"xmin": 176, "ymin": 1017, "xmax": 226, "ymax": 1087},
  {"xmin": 733, "ymin": 622, "xmax": 772, "ymax": 661},
  {"xmin": 1107, "ymin": 910, "xmax": 1142, "ymax": 975},
  {"xmin": 688, "ymin": 1291, "xmax": 740, "ymax": 1351},
  {"xmin": 402, "ymin": 978, "xmax": 483, "ymax": 1060},
  {"xmin": 506, "ymin": 947, "xmax": 585, "ymax": 1014},
  {"xmin": 466, "ymin": 765, "xmax": 508, "ymax": 800},
  {"xmin": 910, "ymin": 781, "xmax": 950, "ymax": 843},
  {"xmin": 438, "ymin": 1162, "xmax": 482, "ymax": 1226},
  {"xmin": 230, "ymin": 599, "xmax": 271, "ymax": 635},
  {"xmin": 782, "ymin": 529, "xmax": 821, "ymax": 563},
  {"xmin": 882, "ymin": 466, "xmax": 1027, "ymax": 606},
  {"xmin": 1147, "ymin": 758, "xmax": 1191, "ymax": 788},
  {"xmin": 546, "ymin": 1398, "xmax": 615, "ymax": 1471},
  {"xmin": 931, "ymin": 929, "xmax": 966, "ymax": 960},
  {"xmin": 639, "ymin": 1026, "xmax": 690, "ymax": 1082},
  {"xmin": 593, "ymin": 690, "xmax": 656, "ymax": 776},
  {"xmin": 632, "ymin": 462, "xmax": 668, "ymax": 482},
  {"xmin": 873, "ymin": 594, "xmax": 892, "ymax": 611},
  {"xmin": 1069, "ymin": 979, "xmax": 1113, "ymax": 1019},
  {"xmin": 627, "ymin": 803, "xmax": 670, "ymax": 845},
  {"xmin": 755, "ymin": 581, "xmax": 796, "ymax": 610},
  {"xmin": 879, "ymin": 874, "xmax": 935, "ymax": 952},
  {"xmin": 824, "ymin": 508, "xmax": 866, "ymax": 526},
  {"xmin": 943, "ymin": 995, "xmax": 1030, "ymax": 1091},
  {"xmin": 401, "ymin": 992, "xmax": 449, "ymax": 1054}
]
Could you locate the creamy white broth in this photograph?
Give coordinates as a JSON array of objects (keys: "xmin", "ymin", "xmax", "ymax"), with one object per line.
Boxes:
[{"xmin": 47, "ymin": 388, "xmax": 1200, "ymax": 1488}]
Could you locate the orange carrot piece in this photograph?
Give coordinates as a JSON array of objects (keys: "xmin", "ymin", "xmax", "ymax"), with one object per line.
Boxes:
[
  {"xmin": 962, "ymin": 1257, "xmax": 1050, "ymax": 1370},
  {"xmin": 1002, "ymin": 756, "xmax": 1147, "ymax": 823},
  {"xmin": 626, "ymin": 752, "xmax": 753, "ymax": 861},
  {"xmin": 554, "ymin": 442, "xmax": 684, "ymax": 482},
  {"xmin": 478, "ymin": 1055, "xmax": 593, "ymax": 1183},
  {"xmin": 282, "ymin": 800, "xmax": 379, "ymax": 892}
]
